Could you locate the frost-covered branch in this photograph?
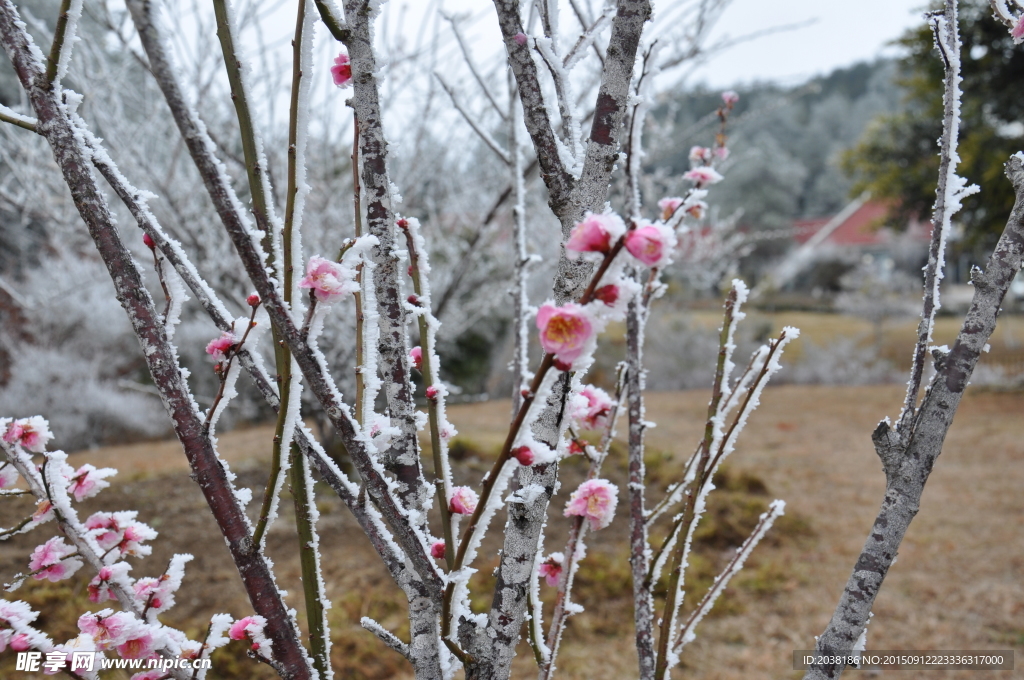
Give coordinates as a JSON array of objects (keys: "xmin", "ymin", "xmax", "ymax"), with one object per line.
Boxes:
[
  {"xmin": 900, "ymin": 0, "xmax": 979, "ymax": 434},
  {"xmin": 805, "ymin": 11, "xmax": 1024, "ymax": 673},
  {"xmin": 0, "ymin": 5, "xmax": 311, "ymax": 676},
  {"xmin": 435, "ymin": 71, "xmax": 512, "ymax": 165},
  {"xmin": 125, "ymin": 0, "xmax": 445, "ymax": 608}
]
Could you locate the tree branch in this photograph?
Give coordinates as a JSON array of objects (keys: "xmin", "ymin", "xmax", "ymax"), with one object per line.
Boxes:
[
  {"xmin": 804, "ymin": 153, "xmax": 1024, "ymax": 679},
  {"xmin": 0, "ymin": 5, "xmax": 312, "ymax": 677}
]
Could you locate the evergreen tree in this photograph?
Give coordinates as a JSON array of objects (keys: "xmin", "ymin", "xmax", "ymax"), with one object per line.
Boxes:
[{"xmin": 843, "ymin": 0, "xmax": 1024, "ymax": 250}]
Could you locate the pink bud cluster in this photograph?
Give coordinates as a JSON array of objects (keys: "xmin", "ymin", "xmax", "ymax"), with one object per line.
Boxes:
[{"xmin": 564, "ymin": 478, "xmax": 618, "ymax": 530}]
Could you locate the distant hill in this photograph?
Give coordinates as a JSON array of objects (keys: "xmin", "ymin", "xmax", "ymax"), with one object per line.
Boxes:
[{"xmin": 646, "ymin": 60, "xmax": 903, "ymax": 233}]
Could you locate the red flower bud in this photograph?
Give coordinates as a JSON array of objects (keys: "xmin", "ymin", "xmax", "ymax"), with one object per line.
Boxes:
[
  {"xmin": 593, "ymin": 285, "xmax": 619, "ymax": 306},
  {"xmin": 408, "ymin": 294, "xmax": 419, "ymax": 305},
  {"xmin": 397, "ymin": 218, "xmax": 410, "ymax": 229},
  {"xmin": 553, "ymin": 358, "xmax": 572, "ymax": 372},
  {"xmin": 247, "ymin": 293, "xmax": 261, "ymax": 307},
  {"xmin": 142, "ymin": 233, "xmax": 156, "ymax": 249},
  {"xmin": 512, "ymin": 445, "xmax": 535, "ymax": 466},
  {"xmin": 426, "ymin": 385, "xmax": 439, "ymax": 400}
]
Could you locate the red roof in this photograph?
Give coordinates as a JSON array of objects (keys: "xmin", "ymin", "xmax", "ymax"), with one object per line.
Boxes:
[{"xmin": 794, "ymin": 201, "xmax": 932, "ymax": 246}]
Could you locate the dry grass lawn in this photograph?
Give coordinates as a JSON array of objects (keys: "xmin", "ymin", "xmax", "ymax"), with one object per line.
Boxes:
[{"xmin": 1, "ymin": 384, "xmax": 1022, "ymax": 679}]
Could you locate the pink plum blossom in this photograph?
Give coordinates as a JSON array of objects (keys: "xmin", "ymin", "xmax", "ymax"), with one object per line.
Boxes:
[
  {"xmin": 229, "ymin": 616, "xmax": 263, "ymax": 642},
  {"xmin": 331, "ymin": 52, "xmax": 352, "ymax": 87},
  {"xmin": 448, "ymin": 486, "xmax": 478, "ymax": 515},
  {"xmin": 625, "ymin": 222, "xmax": 676, "ymax": 268},
  {"xmin": 0, "ymin": 630, "xmax": 10, "ymax": 653},
  {"xmin": 205, "ymin": 331, "xmax": 237, "ymax": 363},
  {"xmin": 538, "ymin": 553, "xmax": 564, "ymax": 587},
  {"xmin": 410, "ymin": 346, "xmax": 423, "ymax": 371},
  {"xmin": 714, "ymin": 146, "xmax": 730, "ymax": 161},
  {"xmin": 79, "ymin": 611, "xmax": 141, "ymax": 650},
  {"xmin": 683, "ymin": 166, "xmax": 724, "ymax": 187},
  {"xmin": 10, "ymin": 633, "xmax": 31, "ymax": 651},
  {"xmin": 688, "ymin": 146, "xmax": 712, "ymax": 164},
  {"xmin": 686, "ymin": 201, "xmax": 708, "ymax": 220},
  {"xmin": 299, "ymin": 256, "xmax": 358, "ymax": 303},
  {"xmin": 1013, "ymin": 17, "xmax": 1024, "ymax": 44},
  {"xmin": 29, "ymin": 537, "xmax": 82, "ymax": 582},
  {"xmin": 2, "ymin": 416, "xmax": 54, "ymax": 453},
  {"xmin": 565, "ymin": 212, "xmax": 626, "ymax": 256},
  {"xmin": 0, "ymin": 464, "xmax": 18, "ymax": 488},
  {"xmin": 536, "ymin": 303, "xmax": 595, "ymax": 369},
  {"xmin": 721, "ymin": 90, "xmax": 740, "ymax": 106},
  {"xmin": 116, "ymin": 630, "xmax": 157, "ymax": 659},
  {"xmin": 133, "ymin": 576, "xmax": 174, "ymax": 611},
  {"xmin": 229, "ymin": 615, "xmax": 272, "ymax": 656},
  {"xmin": 430, "ymin": 540, "xmax": 446, "ymax": 559},
  {"xmin": 66, "ymin": 464, "xmax": 116, "ymax": 502},
  {"xmin": 32, "ymin": 499, "xmax": 53, "ymax": 523},
  {"xmin": 572, "ymin": 386, "xmax": 615, "ymax": 431},
  {"xmin": 658, "ymin": 196, "xmax": 684, "ymax": 221},
  {"xmin": 88, "ymin": 563, "xmax": 130, "ymax": 603},
  {"xmin": 85, "ymin": 512, "xmax": 156, "ymax": 557},
  {"xmin": 564, "ymin": 478, "xmax": 619, "ymax": 530}
]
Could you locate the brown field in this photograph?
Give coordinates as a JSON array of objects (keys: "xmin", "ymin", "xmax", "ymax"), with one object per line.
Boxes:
[{"xmin": 1, "ymin": 384, "xmax": 1022, "ymax": 679}]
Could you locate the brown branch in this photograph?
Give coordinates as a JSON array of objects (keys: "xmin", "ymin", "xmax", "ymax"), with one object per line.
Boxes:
[{"xmin": 0, "ymin": 5, "xmax": 312, "ymax": 677}]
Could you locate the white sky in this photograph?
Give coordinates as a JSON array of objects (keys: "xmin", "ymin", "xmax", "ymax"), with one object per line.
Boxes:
[
  {"xmin": 688, "ymin": 0, "xmax": 931, "ymax": 87},
  {"xmin": 363, "ymin": 0, "xmax": 932, "ymax": 88}
]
